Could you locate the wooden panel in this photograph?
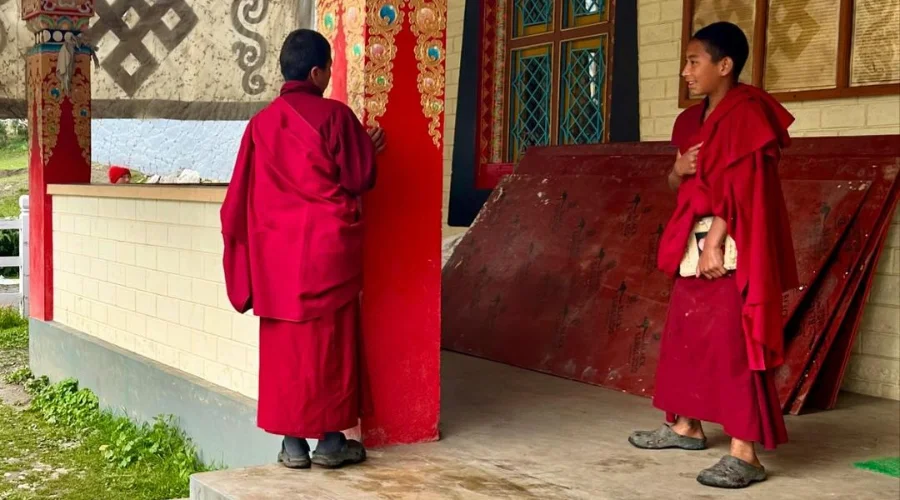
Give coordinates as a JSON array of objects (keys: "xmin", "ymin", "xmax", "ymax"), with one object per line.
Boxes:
[
  {"xmin": 765, "ymin": 0, "xmax": 841, "ymax": 92},
  {"xmin": 692, "ymin": 0, "xmax": 757, "ymax": 84},
  {"xmin": 850, "ymin": 0, "xmax": 900, "ymax": 86},
  {"xmin": 442, "ymin": 136, "xmax": 900, "ymax": 410}
]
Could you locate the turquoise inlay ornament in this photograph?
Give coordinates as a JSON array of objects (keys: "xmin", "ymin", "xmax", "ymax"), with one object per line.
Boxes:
[
  {"xmin": 352, "ymin": 44, "xmax": 363, "ymax": 58},
  {"xmin": 376, "ymin": 75, "xmax": 386, "ymax": 86},
  {"xmin": 379, "ymin": 4, "xmax": 397, "ymax": 24},
  {"xmin": 80, "ymin": 109, "xmax": 88, "ymax": 117},
  {"xmin": 323, "ymin": 13, "xmax": 335, "ymax": 31},
  {"xmin": 50, "ymin": 88, "xmax": 60, "ymax": 99},
  {"xmin": 426, "ymin": 45, "xmax": 441, "ymax": 61}
]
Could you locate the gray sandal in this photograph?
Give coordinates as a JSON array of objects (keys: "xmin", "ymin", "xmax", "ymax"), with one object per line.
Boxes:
[
  {"xmin": 628, "ymin": 425, "xmax": 708, "ymax": 450},
  {"xmin": 311, "ymin": 439, "xmax": 367, "ymax": 469},
  {"xmin": 697, "ymin": 455, "xmax": 767, "ymax": 488}
]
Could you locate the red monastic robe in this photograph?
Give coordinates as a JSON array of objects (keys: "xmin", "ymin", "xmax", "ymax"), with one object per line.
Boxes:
[
  {"xmin": 653, "ymin": 84, "xmax": 797, "ymax": 448},
  {"xmin": 658, "ymin": 84, "xmax": 798, "ymax": 370},
  {"xmin": 221, "ymin": 81, "xmax": 376, "ymax": 438}
]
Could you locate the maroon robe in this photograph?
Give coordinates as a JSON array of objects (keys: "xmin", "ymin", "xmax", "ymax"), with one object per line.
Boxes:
[
  {"xmin": 221, "ymin": 80, "xmax": 376, "ymax": 438},
  {"xmin": 653, "ymin": 85, "xmax": 796, "ymax": 449}
]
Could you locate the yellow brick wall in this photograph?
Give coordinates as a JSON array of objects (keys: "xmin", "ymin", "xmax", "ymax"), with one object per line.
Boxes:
[
  {"xmin": 638, "ymin": 0, "xmax": 900, "ymax": 400},
  {"xmin": 442, "ymin": 0, "xmax": 467, "ymax": 238},
  {"xmin": 52, "ymin": 195, "xmax": 259, "ymax": 399}
]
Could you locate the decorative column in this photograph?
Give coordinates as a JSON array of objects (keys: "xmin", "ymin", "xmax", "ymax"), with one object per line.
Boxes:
[
  {"xmin": 22, "ymin": 0, "xmax": 95, "ymax": 321},
  {"xmin": 318, "ymin": 0, "xmax": 445, "ymax": 447}
]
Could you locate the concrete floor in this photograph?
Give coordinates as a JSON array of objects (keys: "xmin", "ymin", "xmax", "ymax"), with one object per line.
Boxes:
[{"xmin": 192, "ymin": 352, "xmax": 900, "ymax": 500}]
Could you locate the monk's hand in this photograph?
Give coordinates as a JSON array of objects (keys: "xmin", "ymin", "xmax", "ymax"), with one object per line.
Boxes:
[
  {"xmin": 368, "ymin": 127, "xmax": 386, "ymax": 154},
  {"xmin": 674, "ymin": 142, "xmax": 702, "ymax": 177},
  {"xmin": 697, "ymin": 244, "xmax": 726, "ymax": 280}
]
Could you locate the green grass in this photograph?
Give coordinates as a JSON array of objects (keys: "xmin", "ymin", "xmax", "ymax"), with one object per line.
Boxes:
[
  {"xmin": 0, "ymin": 307, "xmax": 28, "ymax": 350},
  {"xmin": 0, "ymin": 394, "xmax": 208, "ymax": 499},
  {"xmin": 0, "ymin": 138, "xmax": 29, "ymax": 219},
  {"xmin": 0, "ymin": 308, "xmax": 212, "ymax": 499},
  {"xmin": 0, "ymin": 137, "xmax": 28, "ymax": 171}
]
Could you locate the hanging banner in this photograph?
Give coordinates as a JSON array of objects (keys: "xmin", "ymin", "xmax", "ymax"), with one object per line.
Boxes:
[{"xmin": 0, "ymin": 0, "xmax": 314, "ymax": 119}]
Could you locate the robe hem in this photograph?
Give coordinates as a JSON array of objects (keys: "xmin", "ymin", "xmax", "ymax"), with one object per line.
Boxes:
[
  {"xmin": 258, "ymin": 416, "xmax": 361, "ymax": 440},
  {"xmin": 653, "ymin": 401, "xmax": 787, "ymax": 450}
]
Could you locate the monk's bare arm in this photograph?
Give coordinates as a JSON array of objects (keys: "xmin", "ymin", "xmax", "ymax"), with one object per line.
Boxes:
[
  {"xmin": 668, "ymin": 153, "xmax": 684, "ymax": 191},
  {"xmin": 705, "ymin": 216, "xmax": 728, "ymax": 248}
]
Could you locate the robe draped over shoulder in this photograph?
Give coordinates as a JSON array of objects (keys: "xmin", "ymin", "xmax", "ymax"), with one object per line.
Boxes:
[
  {"xmin": 220, "ymin": 81, "xmax": 377, "ymax": 322},
  {"xmin": 657, "ymin": 84, "xmax": 799, "ymax": 370}
]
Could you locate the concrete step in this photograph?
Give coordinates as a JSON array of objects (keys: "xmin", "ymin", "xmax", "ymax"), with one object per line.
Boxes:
[{"xmin": 188, "ymin": 446, "xmax": 547, "ymax": 500}]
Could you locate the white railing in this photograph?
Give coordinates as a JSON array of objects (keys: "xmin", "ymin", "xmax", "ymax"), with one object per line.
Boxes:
[{"xmin": 0, "ymin": 195, "xmax": 29, "ymax": 316}]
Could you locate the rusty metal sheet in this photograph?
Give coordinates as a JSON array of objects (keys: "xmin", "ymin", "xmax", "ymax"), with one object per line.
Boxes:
[
  {"xmin": 773, "ymin": 163, "xmax": 900, "ymax": 408},
  {"xmin": 788, "ymin": 178, "xmax": 899, "ymax": 413},
  {"xmin": 443, "ymin": 173, "xmax": 869, "ymax": 397}
]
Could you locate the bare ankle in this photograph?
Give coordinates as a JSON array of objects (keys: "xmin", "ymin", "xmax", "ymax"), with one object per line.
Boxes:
[
  {"xmin": 672, "ymin": 418, "xmax": 705, "ymax": 438},
  {"xmin": 730, "ymin": 438, "xmax": 761, "ymax": 467}
]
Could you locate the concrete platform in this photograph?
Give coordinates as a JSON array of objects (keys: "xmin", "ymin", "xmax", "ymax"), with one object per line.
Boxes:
[{"xmin": 191, "ymin": 352, "xmax": 900, "ymax": 499}]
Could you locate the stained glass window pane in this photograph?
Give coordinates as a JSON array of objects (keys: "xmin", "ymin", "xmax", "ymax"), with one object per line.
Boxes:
[
  {"xmin": 563, "ymin": 0, "xmax": 607, "ymax": 28},
  {"xmin": 559, "ymin": 37, "xmax": 607, "ymax": 145},
  {"xmin": 508, "ymin": 46, "xmax": 552, "ymax": 162},
  {"xmin": 513, "ymin": 0, "xmax": 553, "ymax": 37}
]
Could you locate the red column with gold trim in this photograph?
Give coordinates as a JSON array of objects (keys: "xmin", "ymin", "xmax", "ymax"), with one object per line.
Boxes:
[
  {"xmin": 22, "ymin": 0, "xmax": 94, "ymax": 320},
  {"xmin": 319, "ymin": 0, "xmax": 444, "ymax": 446}
]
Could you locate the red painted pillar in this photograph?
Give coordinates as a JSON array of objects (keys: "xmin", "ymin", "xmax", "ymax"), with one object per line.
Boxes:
[
  {"xmin": 22, "ymin": 1, "xmax": 95, "ymax": 321},
  {"xmin": 319, "ymin": 0, "xmax": 444, "ymax": 446}
]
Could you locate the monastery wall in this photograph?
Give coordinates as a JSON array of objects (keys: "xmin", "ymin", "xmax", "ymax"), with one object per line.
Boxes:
[{"xmin": 50, "ymin": 191, "xmax": 258, "ymax": 399}]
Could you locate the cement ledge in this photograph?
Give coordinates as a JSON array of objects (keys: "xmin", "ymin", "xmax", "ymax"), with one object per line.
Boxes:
[
  {"xmin": 28, "ymin": 319, "xmax": 280, "ymax": 468},
  {"xmin": 47, "ymin": 183, "xmax": 227, "ymax": 203}
]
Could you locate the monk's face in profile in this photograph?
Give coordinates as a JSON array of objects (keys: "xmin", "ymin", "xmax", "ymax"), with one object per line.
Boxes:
[
  {"xmin": 309, "ymin": 60, "xmax": 332, "ymax": 93},
  {"xmin": 682, "ymin": 39, "xmax": 734, "ymax": 97}
]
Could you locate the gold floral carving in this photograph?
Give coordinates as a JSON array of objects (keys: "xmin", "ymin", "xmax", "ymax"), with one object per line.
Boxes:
[
  {"xmin": 406, "ymin": 0, "xmax": 446, "ymax": 147},
  {"xmin": 343, "ymin": 0, "xmax": 366, "ymax": 119},
  {"xmin": 28, "ymin": 53, "xmax": 63, "ymax": 162},
  {"xmin": 364, "ymin": 1, "xmax": 404, "ymax": 128},
  {"xmin": 70, "ymin": 57, "xmax": 91, "ymax": 164},
  {"xmin": 317, "ymin": 0, "xmax": 341, "ymax": 98}
]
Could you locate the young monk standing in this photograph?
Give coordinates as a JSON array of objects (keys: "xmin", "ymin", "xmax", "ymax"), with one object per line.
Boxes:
[
  {"xmin": 221, "ymin": 29, "xmax": 386, "ymax": 469},
  {"xmin": 628, "ymin": 22, "xmax": 798, "ymax": 488}
]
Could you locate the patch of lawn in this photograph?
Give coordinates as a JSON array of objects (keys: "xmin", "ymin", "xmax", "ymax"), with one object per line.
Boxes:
[{"xmin": 0, "ymin": 307, "xmax": 212, "ymax": 499}]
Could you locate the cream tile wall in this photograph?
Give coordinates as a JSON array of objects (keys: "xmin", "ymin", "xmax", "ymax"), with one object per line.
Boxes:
[
  {"xmin": 52, "ymin": 195, "xmax": 260, "ymax": 399},
  {"xmin": 637, "ymin": 0, "xmax": 900, "ymax": 400},
  {"xmin": 442, "ymin": 0, "xmax": 467, "ymax": 238}
]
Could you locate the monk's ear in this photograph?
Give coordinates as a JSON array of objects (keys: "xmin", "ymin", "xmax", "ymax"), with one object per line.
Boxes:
[{"xmin": 719, "ymin": 56, "xmax": 734, "ymax": 79}]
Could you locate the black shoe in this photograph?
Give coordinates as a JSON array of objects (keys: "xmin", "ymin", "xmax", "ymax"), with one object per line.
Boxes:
[
  {"xmin": 277, "ymin": 441, "xmax": 311, "ymax": 469},
  {"xmin": 311, "ymin": 439, "xmax": 367, "ymax": 469}
]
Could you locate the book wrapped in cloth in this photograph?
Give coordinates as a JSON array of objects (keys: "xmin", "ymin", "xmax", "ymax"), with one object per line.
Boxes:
[{"xmin": 678, "ymin": 216, "xmax": 738, "ymax": 277}]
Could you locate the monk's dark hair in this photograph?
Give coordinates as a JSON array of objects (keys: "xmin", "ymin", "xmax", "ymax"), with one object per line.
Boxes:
[
  {"xmin": 279, "ymin": 29, "xmax": 331, "ymax": 82},
  {"xmin": 692, "ymin": 22, "xmax": 749, "ymax": 81}
]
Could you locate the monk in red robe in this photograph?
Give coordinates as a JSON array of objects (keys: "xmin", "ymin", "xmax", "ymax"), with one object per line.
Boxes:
[
  {"xmin": 628, "ymin": 22, "xmax": 798, "ymax": 488},
  {"xmin": 220, "ymin": 29, "xmax": 385, "ymax": 470}
]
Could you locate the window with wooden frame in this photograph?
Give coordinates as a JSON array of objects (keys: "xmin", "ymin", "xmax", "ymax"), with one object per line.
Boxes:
[
  {"xmin": 504, "ymin": 0, "xmax": 615, "ymax": 162},
  {"xmin": 679, "ymin": 0, "xmax": 900, "ymax": 107}
]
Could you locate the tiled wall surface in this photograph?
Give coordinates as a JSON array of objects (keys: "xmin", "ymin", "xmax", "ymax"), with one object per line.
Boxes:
[
  {"xmin": 442, "ymin": 0, "xmax": 467, "ymax": 238},
  {"xmin": 52, "ymin": 195, "xmax": 260, "ymax": 399}
]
